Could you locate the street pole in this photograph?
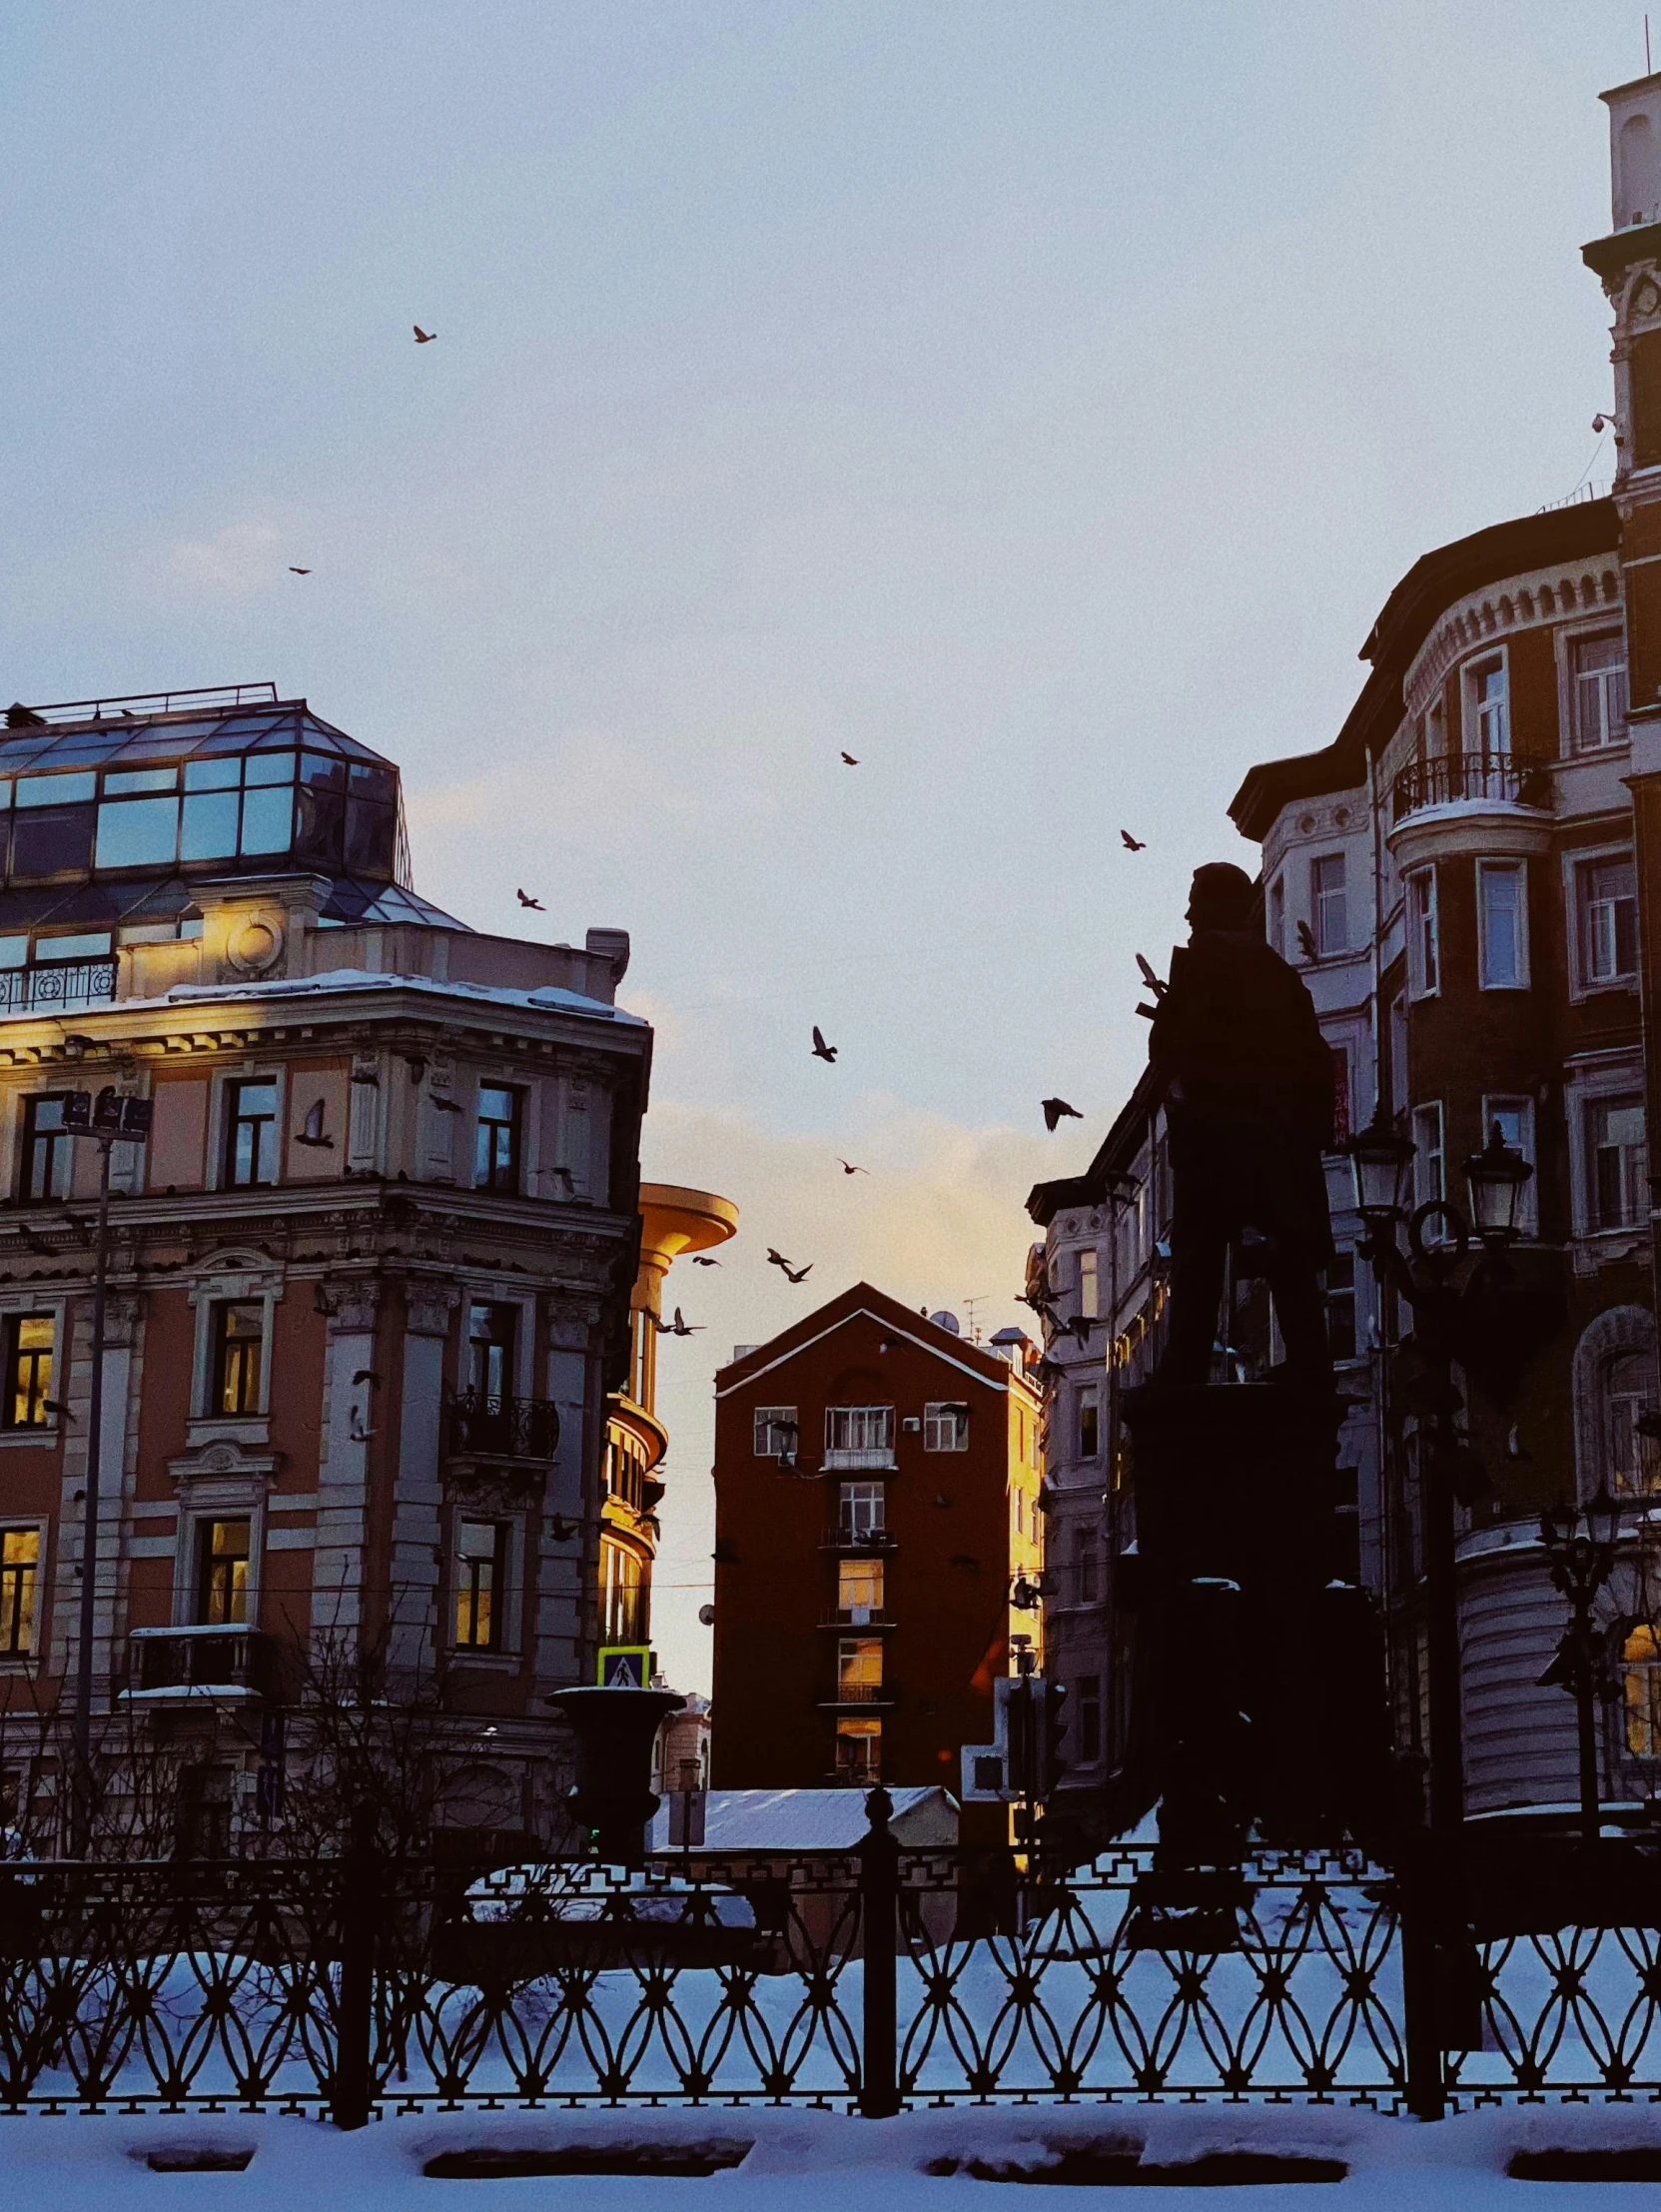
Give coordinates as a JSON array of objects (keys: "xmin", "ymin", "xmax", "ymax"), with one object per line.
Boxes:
[
  {"xmin": 1423, "ymin": 1386, "xmax": 1464, "ymax": 1836},
  {"xmin": 70, "ymin": 1135, "xmax": 113, "ymax": 1857}
]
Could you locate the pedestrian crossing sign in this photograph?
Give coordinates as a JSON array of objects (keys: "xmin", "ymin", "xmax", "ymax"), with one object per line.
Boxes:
[{"xmin": 598, "ymin": 1646, "xmax": 652, "ymax": 1687}]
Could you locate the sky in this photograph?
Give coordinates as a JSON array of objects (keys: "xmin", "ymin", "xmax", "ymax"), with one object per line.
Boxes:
[{"xmin": 0, "ymin": 1, "xmax": 1647, "ymax": 1690}]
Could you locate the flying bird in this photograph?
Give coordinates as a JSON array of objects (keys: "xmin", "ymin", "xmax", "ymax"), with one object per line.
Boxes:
[
  {"xmin": 691, "ymin": 1254, "xmax": 721, "ymax": 1266},
  {"xmin": 1042, "ymin": 1097, "xmax": 1083, "ymax": 1131},
  {"xmin": 516, "ymin": 889, "xmax": 544, "ymax": 910},
  {"xmin": 837, "ymin": 1159, "xmax": 868, "ymax": 1176},
  {"xmin": 414, "ymin": 325, "xmax": 436, "ymax": 343},
  {"xmin": 781, "ymin": 1262, "xmax": 813, "ymax": 1284},
  {"xmin": 811, "ymin": 1026, "xmax": 838, "ymax": 1063},
  {"xmin": 840, "ymin": 751, "xmax": 859, "ymax": 765},
  {"xmin": 669, "ymin": 1307, "xmax": 704, "ymax": 1336},
  {"xmin": 1296, "ymin": 919, "xmax": 1319, "ymax": 963},
  {"xmin": 1052, "ymin": 1314, "xmax": 1095, "ymax": 1347},
  {"xmin": 289, "ymin": 566, "xmax": 311, "ymax": 575},
  {"xmin": 1120, "ymin": 829, "xmax": 1146, "ymax": 852},
  {"xmin": 766, "ymin": 1248, "xmax": 795, "ymax": 1273},
  {"xmin": 295, "ymin": 1099, "xmax": 334, "ymax": 1149}
]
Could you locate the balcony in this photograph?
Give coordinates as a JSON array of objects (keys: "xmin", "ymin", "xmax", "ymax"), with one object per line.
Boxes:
[
  {"xmin": 819, "ymin": 1523, "xmax": 897, "ymax": 1553},
  {"xmin": 818, "ymin": 1610, "xmax": 896, "ymax": 1630},
  {"xmin": 445, "ymin": 1390, "xmax": 560, "ymax": 1463},
  {"xmin": 819, "ymin": 1680, "xmax": 900, "ymax": 1709},
  {"xmin": 125, "ymin": 1625, "xmax": 274, "ymax": 1702},
  {"xmin": 821, "ymin": 1447, "xmax": 897, "ymax": 1473},
  {"xmin": 0, "ymin": 959, "xmax": 117, "ymax": 1018},
  {"xmin": 1391, "ymin": 751, "xmax": 1551, "ymax": 826}
]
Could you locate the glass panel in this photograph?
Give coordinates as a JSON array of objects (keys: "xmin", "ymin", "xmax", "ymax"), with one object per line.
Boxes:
[
  {"xmin": 239, "ymin": 785, "xmax": 294, "ymax": 854},
  {"xmin": 345, "ymin": 797, "xmax": 395, "ymax": 872},
  {"xmin": 181, "ymin": 790, "xmax": 241, "ymax": 860},
  {"xmin": 15, "ymin": 772, "xmax": 96, "ymax": 808},
  {"xmin": 10, "ymin": 806, "xmax": 95, "ymax": 878},
  {"xmin": 242, "ymin": 751, "xmax": 295, "ymax": 788},
  {"xmin": 0, "ymin": 936, "xmax": 26, "ymax": 969},
  {"xmin": 183, "ymin": 756, "xmax": 241, "ymax": 791},
  {"xmin": 0, "ymin": 780, "xmax": 12, "ymax": 808},
  {"xmin": 293, "ymin": 778, "xmax": 345, "ymax": 866},
  {"xmin": 37, "ymin": 931, "xmax": 111, "ymax": 960},
  {"xmin": 95, "ymin": 796, "xmax": 179, "ymax": 869},
  {"xmin": 103, "ymin": 766, "xmax": 178, "ymax": 796}
]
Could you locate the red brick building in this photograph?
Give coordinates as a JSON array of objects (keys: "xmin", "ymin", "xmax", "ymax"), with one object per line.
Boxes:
[{"xmin": 709, "ymin": 1283, "xmax": 1041, "ymax": 1806}]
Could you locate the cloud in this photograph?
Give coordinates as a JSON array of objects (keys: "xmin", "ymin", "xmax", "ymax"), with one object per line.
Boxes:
[{"xmin": 166, "ymin": 520, "xmax": 286, "ymax": 599}]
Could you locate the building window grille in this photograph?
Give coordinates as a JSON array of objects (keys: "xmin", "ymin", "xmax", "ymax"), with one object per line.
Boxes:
[
  {"xmin": 1578, "ymin": 854, "xmax": 1638, "ymax": 986},
  {"xmin": 1077, "ymin": 1672, "xmax": 1102, "ymax": 1762},
  {"xmin": 1589, "ymin": 1096, "xmax": 1647, "ymax": 1231},
  {"xmin": 753, "ymin": 1406, "xmax": 798, "ymax": 1457},
  {"xmin": 1410, "ymin": 1102, "xmax": 1445, "ymax": 1211},
  {"xmin": 834, "ymin": 1716, "xmax": 881, "ymax": 1784},
  {"xmin": 0, "ymin": 1529, "xmax": 39, "ymax": 1656},
  {"xmin": 197, "ymin": 1519, "xmax": 250, "ymax": 1627},
  {"xmin": 467, "ymin": 1301, "xmax": 517, "ymax": 1400},
  {"xmin": 1608, "ymin": 1352, "xmax": 1661, "ymax": 1496},
  {"xmin": 837, "ymin": 1481, "xmax": 885, "ymax": 1540},
  {"xmin": 210, "ymin": 1301, "xmax": 264, "ymax": 1417},
  {"xmin": 923, "ymin": 1402, "xmax": 968, "ymax": 1452},
  {"xmin": 1470, "ymin": 655, "xmax": 1510, "ymax": 754},
  {"xmin": 474, "ymin": 1084, "xmax": 520, "ymax": 1193},
  {"xmin": 1078, "ymin": 1248, "xmax": 1100, "ymax": 1318},
  {"xmin": 1310, "ymin": 853, "xmax": 1347, "ymax": 955},
  {"xmin": 1624, "ymin": 1624, "xmax": 1661, "ymax": 1757},
  {"xmin": 454, "ymin": 1518, "xmax": 507, "ymax": 1649},
  {"xmin": 3, "ymin": 1314, "xmax": 53, "ymax": 1430},
  {"xmin": 1572, "ymin": 632, "xmax": 1629, "ymax": 752},
  {"xmin": 1326, "ymin": 1251, "xmax": 1356, "ymax": 1362},
  {"xmin": 837, "ymin": 1557, "xmax": 883, "ymax": 1622},
  {"xmin": 19, "ymin": 1095, "xmax": 71, "ymax": 1203},
  {"xmin": 824, "ymin": 1404, "xmax": 894, "ymax": 1469},
  {"xmin": 224, "ymin": 1079, "xmax": 278, "ymax": 1188},
  {"xmin": 1078, "ymin": 1390, "xmax": 1101, "ymax": 1459},
  {"xmin": 1407, "ymin": 869, "xmax": 1439, "ymax": 996},
  {"xmin": 1477, "ymin": 860, "xmax": 1528, "ymax": 989},
  {"xmin": 837, "ymin": 1636, "xmax": 884, "ymax": 1697}
]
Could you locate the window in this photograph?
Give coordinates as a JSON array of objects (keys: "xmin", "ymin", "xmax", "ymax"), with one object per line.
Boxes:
[
  {"xmin": 1625, "ymin": 1624, "xmax": 1661, "ymax": 1758},
  {"xmin": 1388, "ymin": 993, "xmax": 1408, "ymax": 1115},
  {"xmin": 1571, "ymin": 632, "xmax": 1629, "ymax": 752},
  {"xmin": 453, "ymin": 1519, "xmax": 506, "ymax": 1649},
  {"xmin": 1332, "ymin": 1468, "xmax": 1361, "ymax": 1585},
  {"xmin": 600, "ymin": 1538, "xmax": 645, "ymax": 1646},
  {"xmin": 824, "ymin": 1405, "xmax": 895, "ymax": 1467},
  {"xmin": 1608, "ymin": 1352, "xmax": 1661, "ymax": 1496},
  {"xmin": 1411, "ymin": 1103, "xmax": 1445, "ymax": 1212},
  {"xmin": 1577, "ymin": 854, "xmax": 1638, "ymax": 986},
  {"xmin": 1477, "ymin": 861, "xmax": 1528, "ymax": 989},
  {"xmin": 1268, "ymin": 876, "xmax": 1284, "ymax": 958},
  {"xmin": 1407, "ymin": 869, "xmax": 1439, "ymax": 996},
  {"xmin": 1078, "ymin": 1389, "xmax": 1101, "ymax": 1458},
  {"xmin": 474, "ymin": 1083, "xmax": 520, "ymax": 1193},
  {"xmin": 838, "ymin": 1481, "xmax": 885, "ymax": 1539},
  {"xmin": 209, "ymin": 1301, "xmax": 264, "ymax": 1417},
  {"xmin": 1074, "ymin": 1530, "xmax": 1100, "ymax": 1605},
  {"xmin": 838, "ymin": 1557, "xmax": 883, "ymax": 1622},
  {"xmin": 224, "ymin": 1079, "xmax": 278, "ymax": 1188},
  {"xmin": 197, "ymin": 1519, "xmax": 250, "ymax": 1627},
  {"xmin": 1481, "ymin": 1098, "xmax": 1536, "ymax": 1233},
  {"xmin": 0, "ymin": 1529, "xmax": 39, "ymax": 1656},
  {"xmin": 753, "ymin": 1406, "xmax": 798, "ymax": 1457},
  {"xmin": 467, "ymin": 1301, "xmax": 517, "ymax": 1399},
  {"xmin": 19, "ymin": 1095, "xmax": 71, "ymax": 1202},
  {"xmin": 923, "ymin": 1402, "xmax": 969, "ymax": 1452},
  {"xmin": 834, "ymin": 1716, "xmax": 881, "ymax": 1784},
  {"xmin": 3, "ymin": 1314, "xmax": 53, "ymax": 1430},
  {"xmin": 1426, "ymin": 695, "xmax": 1445, "ymax": 758},
  {"xmin": 1588, "ymin": 1096, "xmax": 1647, "ymax": 1231},
  {"xmin": 1326, "ymin": 1251, "xmax": 1356, "ymax": 1362},
  {"xmin": 1469, "ymin": 655, "xmax": 1509, "ymax": 754},
  {"xmin": 1311, "ymin": 853, "xmax": 1347, "ymax": 955},
  {"xmin": 1077, "ymin": 1673, "xmax": 1102, "ymax": 1762},
  {"xmin": 837, "ymin": 1637, "xmax": 883, "ymax": 1697}
]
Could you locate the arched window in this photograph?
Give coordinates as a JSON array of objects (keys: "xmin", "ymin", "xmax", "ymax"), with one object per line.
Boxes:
[
  {"xmin": 1608, "ymin": 1351, "xmax": 1659, "ymax": 1496},
  {"xmin": 1573, "ymin": 1307, "xmax": 1659, "ymax": 1501},
  {"xmin": 1624, "ymin": 1624, "xmax": 1661, "ymax": 1757}
]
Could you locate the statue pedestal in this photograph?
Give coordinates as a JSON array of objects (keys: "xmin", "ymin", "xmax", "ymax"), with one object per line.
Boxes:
[{"xmin": 1120, "ymin": 1383, "xmax": 1390, "ymax": 1866}]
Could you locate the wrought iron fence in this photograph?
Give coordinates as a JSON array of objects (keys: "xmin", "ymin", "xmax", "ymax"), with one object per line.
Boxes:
[
  {"xmin": 2, "ymin": 1812, "xmax": 1661, "ymax": 2119},
  {"xmin": 1390, "ymin": 751, "xmax": 1552, "ymax": 822},
  {"xmin": 0, "ymin": 961, "xmax": 118, "ymax": 1016},
  {"xmin": 444, "ymin": 1390, "xmax": 561, "ymax": 1462}
]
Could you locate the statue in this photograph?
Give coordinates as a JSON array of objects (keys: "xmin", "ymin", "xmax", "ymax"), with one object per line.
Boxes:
[{"xmin": 1149, "ymin": 862, "xmax": 1335, "ymax": 1389}]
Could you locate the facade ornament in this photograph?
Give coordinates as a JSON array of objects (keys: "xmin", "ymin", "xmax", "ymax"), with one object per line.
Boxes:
[{"xmin": 404, "ymin": 1278, "xmax": 462, "ymax": 1339}]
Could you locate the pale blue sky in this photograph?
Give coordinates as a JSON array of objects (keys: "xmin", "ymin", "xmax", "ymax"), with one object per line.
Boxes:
[{"xmin": 0, "ymin": 3, "xmax": 1644, "ymax": 1686}]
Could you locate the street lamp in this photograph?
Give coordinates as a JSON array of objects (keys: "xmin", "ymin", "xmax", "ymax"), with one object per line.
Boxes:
[
  {"xmin": 1463, "ymin": 1122, "xmax": 1535, "ymax": 1250},
  {"xmin": 1538, "ymin": 1483, "xmax": 1621, "ymax": 1844}
]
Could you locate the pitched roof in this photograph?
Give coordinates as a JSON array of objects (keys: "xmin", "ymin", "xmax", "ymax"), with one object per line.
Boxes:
[{"xmin": 714, "ymin": 1279, "xmax": 1031, "ymax": 1398}]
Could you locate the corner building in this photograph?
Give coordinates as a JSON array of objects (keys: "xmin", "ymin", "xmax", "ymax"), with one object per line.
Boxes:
[{"xmin": 0, "ymin": 682, "xmax": 650, "ymax": 1851}]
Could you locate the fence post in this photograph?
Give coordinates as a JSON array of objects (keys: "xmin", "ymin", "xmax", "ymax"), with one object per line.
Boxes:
[
  {"xmin": 1397, "ymin": 1827, "xmax": 1445, "ymax": 2123},
  {"xmin": 331, "ymin": 1805, "xmax": 378, "ymax": 2130},
  {"xmin": 858, "ymin": 1784, "xmax": 900, "ymax": 2119}
]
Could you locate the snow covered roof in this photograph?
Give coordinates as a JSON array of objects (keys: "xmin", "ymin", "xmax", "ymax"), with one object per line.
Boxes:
[
  {"xmin": 149, "ymin": 968, "xmax": 645, "ymax": 1024},
  {"xmin": 646, "ymin": 1786, "xmax": 958, "ymax": 1854}
]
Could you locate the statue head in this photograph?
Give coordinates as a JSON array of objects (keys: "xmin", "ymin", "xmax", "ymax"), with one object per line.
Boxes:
[{"xmin": 1187, "ymin": 862, "xmax": 1256, "ymax": 935}]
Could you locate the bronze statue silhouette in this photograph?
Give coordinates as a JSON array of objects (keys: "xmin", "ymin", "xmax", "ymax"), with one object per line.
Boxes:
[{"xmin": 1150, "ymin": 862, "xmax": 1335, "ymax": 1388}]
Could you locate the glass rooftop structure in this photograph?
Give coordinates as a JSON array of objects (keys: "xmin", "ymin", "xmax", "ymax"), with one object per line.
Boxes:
[{"xmin": 0, "ymin": 684, "xmax": 463, "ymax": 954}]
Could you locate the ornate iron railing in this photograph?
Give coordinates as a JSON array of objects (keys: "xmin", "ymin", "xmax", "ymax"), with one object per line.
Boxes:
[
  {"xmin": 2, "ymin": 1818, "xmax": 1661, "ymax": 2117},
  {"xmin": 445, "ymin": 1391, "xmax": 560, "ymax": 1462},
  {"xmin": 0, "ymin": 961, "xmax": 117, "ymax": 1017},
  {"xmin": 1391, "ymin": 751, "xmax": 1551, "ymax": 823}
]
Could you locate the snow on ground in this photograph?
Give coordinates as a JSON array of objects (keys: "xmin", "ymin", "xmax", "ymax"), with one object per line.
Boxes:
[{"xmin": 9, "ymin": 2099, "xmax": 1661, "ymax": 2209}]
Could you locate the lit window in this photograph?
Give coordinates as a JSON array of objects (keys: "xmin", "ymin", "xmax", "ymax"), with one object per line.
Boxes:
[
  {"xmin": 837, "ymin": 1637, "xmax": 883, "ymax": 1697},
  {"xmin": 1470, "ymin": 656, "xmax": 1509, "ymax": 754},
  {"xmin": 1411, "ymin": 1103, "xmax": 1445, "ymax": 1212},
  {"xmin": 838, "ymin": 1557, "xmax": 883, "ymax": 1621},
  {"xmin": 224, "ymin": 1080, "xmax": 278, "ymax": 1188},
  {"xmin": 210, "ymin": 1301, "xmax": 264, "ymax": 1416},
  {"xmin": 1311, "ymin": 853, "xmax": 1347, "ymax": 955},
  {"xmin": 923, "ymin": 1402, "xmax": 969, "ymax": 1452},
  {"xmin": 1571, "ymin": 632, "xmax": 1629, "ymax": 752},
  {"xmin": 1078, "ymin": 1248, "xmax": 1100, "ymax": 1318},
  {"xmin": 0, "ymin": 1529, "xmax": 39, "ymax": 1656},
  {"xmin": 837, "ymin": 1481, "xmax": 885, "ymax": 1539},
  {"xmin": 1407, "ymin": 869, "xmax": 1439, "ymax": 996},
  {"xmin": 1588, "ymin": 1096, "xmax": 1647, "ymax": 1231},
  {"xmin": 1625, "ymin": 1623, "xmax": 1661, "ymax": 1757},
  {"xmin": 1477, "ymin": 861, "xmax": 1528, "ymax": 989},
  {"xmin": 3, "ymin": 1314, "xmax": 53, "ymax": 1430},
  {"xmin": 1577, "ymin": 854, "xmax": 1638, "ymax": 986},
  {"xmin": 600, "ymin": 1538, "xmax": 646, "ymax": 1646},
  {"xmin": 455, "ymin": 1519, "xmax": 506, "ymax": 1649},
  {"xmin": 834, "ymin": 1715, "xmax": 881, "ymax": 1783},
  {"xmin": 197, "ymin": 1519, "xmax": 250, "ymax": 1627},
  {"xmin": 474, "ymin": 1084, "xmax": 519, "ymax": 1193},
  {"xmin": 753, "ymin": 1405, "xmax": 798, "ymax": 1457}
]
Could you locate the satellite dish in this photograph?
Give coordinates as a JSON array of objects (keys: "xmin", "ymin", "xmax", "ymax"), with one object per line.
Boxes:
[
  {"xmin": 697, "ymin": 1604, "xmax": 715, "ymax": 1628},
  {"xmin": 929, "ymin": 1310, "xmax": 962, "ymax": 1336}
]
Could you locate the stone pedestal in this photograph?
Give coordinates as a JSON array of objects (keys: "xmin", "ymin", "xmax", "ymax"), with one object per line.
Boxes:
[{"xmin": 1121, "ymin": 1383, "xmax": 1390, "ymax": 1864}]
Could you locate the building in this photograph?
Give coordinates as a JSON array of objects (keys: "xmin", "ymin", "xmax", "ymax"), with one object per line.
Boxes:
[
  {"xmin": 709, "ymin": 1283, "xmax": 1042, "ymax": 1815},
  {"xmin": 0, "ymin": 680, "xmax": 651, "ymax": 1854}
]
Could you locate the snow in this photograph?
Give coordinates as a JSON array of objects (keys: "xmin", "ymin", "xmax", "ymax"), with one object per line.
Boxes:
[
  {"xmin": 645, "ymin": 1787, "xmax": 958, "ymax": 1853},
  {"xmin": 154, "ymin": 968, "xmax": 644, "ymax": 1023}
]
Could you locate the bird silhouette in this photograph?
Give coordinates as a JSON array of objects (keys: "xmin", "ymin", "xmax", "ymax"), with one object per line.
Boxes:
[
  {"xmin": 781, "ymin": 1262, "xmax": 813, "ymax": 1284},
  {"xmin": 837, "ymin": 1160, "xmax": 868, "ymax": 1175},
  {"xmin": 766, "ymin": 1248, "xmax": 795, "ymax": 1272},
  {"xmin": 516, "ymin": 888, "xmax": 544, "ymax": 910},
  {"xmin": 414, "ymin": 325, "xmax": 436, "ymax": 343},
  {"xmin": 289, "ymin": 566, "xmax": 311, "ymax": 575},
  {"xmin": 294, "ymin": 1099, "xmax": 334, "ymax": 1149},
  {"xmin": 1121, "ymin": 829, "xmax": 1146, "ymax": 851},
  {"xmin": 691, "ymin": 1254, "xmax": 721, "ymax": 1266},
  {"xmin": 1051, "ymin": 1313, "xmax": 1095, "ymax": 1347},
  {"xmin": 669, "ymin": 1307, "xmax": 704, "ymax": 1336},
  {"xmin": 1296, "ymin": 919, "xmax": 1319, "ymax": 963},
  {"xmin": 1042, "ymin": 1097, "xmax": 1083, "ymax": 1131},
  {"xmin": 841, "ymin": 751, "xmax": 859, "ymax": 765},
  {"xmin": 811, "ymin": 1026, "xmax": 838, "ymax": 1063}
]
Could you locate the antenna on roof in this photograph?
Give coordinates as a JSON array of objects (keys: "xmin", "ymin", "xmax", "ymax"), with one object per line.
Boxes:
[
  {"xmin": 1650, "ymin": 13, "xmax": 1654, "ymax": 73},
  {"xmin": 962, "ymin": 1294, "xmax": 988, "ymax": 1345}
]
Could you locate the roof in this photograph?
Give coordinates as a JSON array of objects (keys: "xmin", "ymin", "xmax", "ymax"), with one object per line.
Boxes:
[
  {"xmin": 645, "ymin": 1786, "xmax": 958, "ymax": 1853},
  {"xmin": 0, "ymin": 687, "xmax": 389, "ymax": 775},
  {"xmin": 714, "ymin": 1280, "xmax": 1038, "ymax": 1399},
  {"xmin": 1228, "ymin": 499, "xmax": 1621, "ymax": 842},
  {"xmin": 1028, "ymin": 1063, "xmax": 1165, "ymax": 1225},
  {"xmin": 147, "ymin": 967, "xmax": 646, "ymax": 1024}
]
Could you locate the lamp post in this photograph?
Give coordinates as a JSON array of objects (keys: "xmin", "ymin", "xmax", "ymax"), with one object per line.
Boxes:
[
  {"xmin": 1538, "ymin": 1484, "xmax": 1620, "ymax": 1845},
  {"xmin": 1340, "ymin": 1112, "xmax": 1533, "ymax": 1836}
]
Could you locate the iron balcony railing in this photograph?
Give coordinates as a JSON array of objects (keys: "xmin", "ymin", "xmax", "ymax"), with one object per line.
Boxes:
[
  {"xmin": 820, "ymin": 1523, "xmax": 898, "ymax": 1553},
  {"xmin": 820, "ymin": 1679, "xmax": 899, "ymax": 1708},
  {"xmin": 445, "ymin": 1390, "xmax": 561, "ymax": 1462},
  {"xmin": 127, "ymin": 1625, "xmax": 274, "ymax": 1698},
  {"xmin": 0, "ymin": 961, "xmax": 118, "ymax": 1017},
  {"xmin": 1391, "ymin": 750, "xmax": 1552, "ymax": 824},
  {"xmin": 818, "ymin": 1609, "xmax": 897, "ymax": 1630}
]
